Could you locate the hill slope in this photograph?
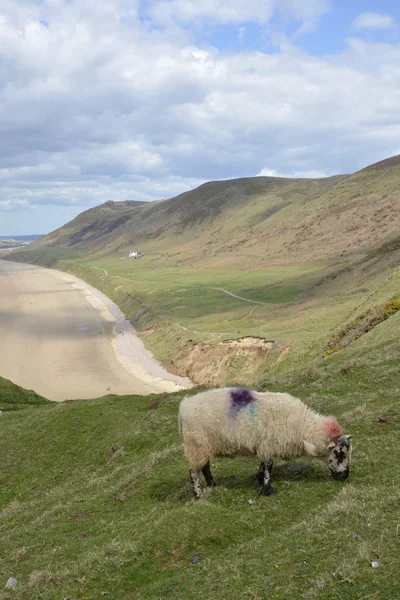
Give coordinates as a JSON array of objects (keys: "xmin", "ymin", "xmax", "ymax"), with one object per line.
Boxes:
[
  {"xmin": 1, "ymin": 313, "xmax": 399, "ymax": 599},
  {"xmin": 0, "ymin": 375, "xmax": 50, "ymax": 411},
  {"xmin": 29, "ymin": 155, "xmax": 400, "ymax": 262}
]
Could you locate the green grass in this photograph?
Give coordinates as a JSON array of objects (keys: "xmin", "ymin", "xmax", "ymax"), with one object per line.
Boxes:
[
  {"xmin": 85, "ymin": 254, "xmax": 318, "ymax": 313},
  {"xmin": 0, "ymin": 376, "xmax": 50, "ymax": 412},
  {"xmin": 6, "ymin": 247, "xmax": 83, "ymax": 268},
  {"xmin": 1, "ymin": 312, "xmax": 400, "ymax": 599}
]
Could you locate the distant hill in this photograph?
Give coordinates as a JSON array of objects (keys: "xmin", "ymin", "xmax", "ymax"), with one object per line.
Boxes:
[
  {"xmin": 0, "ymin": 235, "xmax": 43, "ymax": 250},
  {"xmin": 29, "ymin": 155, "xmax": 400, "ymax": 262},
  {"xmin": 0, "ymin": 239, "xmax": 22, "ymax": 250},
  {"xmin": 0, "ymin": 235, "xmax": 44, "ymax": 242}
]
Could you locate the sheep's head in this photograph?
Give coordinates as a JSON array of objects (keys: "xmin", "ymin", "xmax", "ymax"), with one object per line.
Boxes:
[
  {"xmin": 325, "ymin": 435, "xmax": 353, "ymax": 481},
  {"xmin": 303, "ymin": 432, "xmax": 353, "ymax": 481}
]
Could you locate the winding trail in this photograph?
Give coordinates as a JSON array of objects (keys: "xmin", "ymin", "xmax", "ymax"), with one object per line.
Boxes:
[
  {"xmin": 0, "ymin": 261, "xmax": 191, "ymax": 401},
  {"xmin": 210, "ymin": 287, "xmax": 268, "ymax": 305},
  {"xmin": 93, "ymin": 266, "xmax": 135, "ymax": 284}
]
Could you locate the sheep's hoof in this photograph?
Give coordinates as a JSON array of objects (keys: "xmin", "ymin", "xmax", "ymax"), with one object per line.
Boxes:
[
  {"xmin": 207, "ymin": 480, "xmax": 217, "ymax": 488},
  {"xmin": 262, "ymin": 484, "xmax": 276, "ymax": 496}
]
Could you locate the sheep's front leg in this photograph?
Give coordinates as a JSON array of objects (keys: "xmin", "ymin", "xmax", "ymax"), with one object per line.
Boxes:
[
  {"xmin": 259, "ymin": 459, "xmax": 275, "ymax": 496},
  {"xmin": 257, "ymin": 461, "xmax": 265, "ymax": 485},
  {"xmin": 189, "ymin": 468, "xmax": 202, "ymax": 499}
]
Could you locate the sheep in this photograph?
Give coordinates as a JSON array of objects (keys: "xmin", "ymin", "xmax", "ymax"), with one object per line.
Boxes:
[{"xmin": 178, "ymin": 387, "xmax": 353, "ymax": 498}]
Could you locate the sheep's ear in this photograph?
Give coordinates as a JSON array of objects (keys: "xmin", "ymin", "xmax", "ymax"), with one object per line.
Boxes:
[
  {"xmin": 303, "ymin": 440, "xmax": 319, "ymax": 456},
  {"xmin": 345, "ymin": 434, "xmax": 353, "ymax": 440}
]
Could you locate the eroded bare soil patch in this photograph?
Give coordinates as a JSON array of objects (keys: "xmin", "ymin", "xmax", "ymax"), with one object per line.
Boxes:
[{"xmin": 172, "ymin": 336, "xmax": 275, "ymax": 385}]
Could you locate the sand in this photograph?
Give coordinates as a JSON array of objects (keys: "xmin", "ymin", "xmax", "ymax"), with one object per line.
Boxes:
[{"xmin": 0, "ymin": 260, "xmax": 192, "ymax": 401}]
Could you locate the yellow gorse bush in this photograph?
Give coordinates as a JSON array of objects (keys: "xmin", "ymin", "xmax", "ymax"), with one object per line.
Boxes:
[{"xmin": 383, "ymin": 298, "xmax": 400, "ymax": 317}]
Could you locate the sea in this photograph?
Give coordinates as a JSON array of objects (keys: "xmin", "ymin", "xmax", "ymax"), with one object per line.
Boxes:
[{"xmin": 0, "ymin": 235, "xmax": 43, "ymax": 243}]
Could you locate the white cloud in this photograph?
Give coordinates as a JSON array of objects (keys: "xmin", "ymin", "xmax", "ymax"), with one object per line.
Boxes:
[
  {"xmin": 353, "ymin": 12, "xmax": 396, "ymax": 31},
  {"xmin": 148, "ymin": 0, "xmax": 275, "ymax": 25},
  {"xmin": 148, "ymin": 0, "xmax": 330, "ymax": 28},
  {"xmin": 1, "ymin": 0, "xmax": 400, "ymax": 234},
  {"xmin": 0, "ymin": 199, "xmax": 32, "ymax": 211},
  {"xmin": 280, "ymin": 0, "xmax": 330, "ymax": 33}
]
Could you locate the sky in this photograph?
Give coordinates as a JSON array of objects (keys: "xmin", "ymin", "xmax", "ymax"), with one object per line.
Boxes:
[{"xmin": 1, "ymin": 0, "xmax": 400, "ymax": 234}]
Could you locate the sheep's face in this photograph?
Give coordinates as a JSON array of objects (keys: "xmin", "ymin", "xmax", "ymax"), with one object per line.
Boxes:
[{"xmin": 326, "ymin": 435, "xmax": 353, "ymax": 481}]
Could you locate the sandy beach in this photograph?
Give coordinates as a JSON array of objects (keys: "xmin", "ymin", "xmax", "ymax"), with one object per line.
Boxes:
[{"xmin": 0, "ymin": 260, "xmax": 192, "ymax": 401}]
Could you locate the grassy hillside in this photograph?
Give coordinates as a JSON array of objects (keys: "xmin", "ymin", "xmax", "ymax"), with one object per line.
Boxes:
[
  {"xmin": 1, "ymin": 313, "xmax": 399, "ymax": 599},
  {"xmin": 34, "ymin": 200, "xmax": 146, "ymax": 253},
  {"xmin": 24, "ymin": 154, "xmax": 400, "ymax": 262},
  {"xmin": 0, "ymin": 376, "xmax": 50, "ymax": 412},
  {"xmin": 28, "ymin": 177, "xmax": 342, "ymax": 259}
]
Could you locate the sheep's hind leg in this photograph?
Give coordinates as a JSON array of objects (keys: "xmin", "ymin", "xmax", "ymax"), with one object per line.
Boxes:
[
  {"xmin": 257, "ymin": 459, "xmax": 273, "ymax": 484},
  {"xmin": 201, "ymin": 461, "xmax": 216, "ymax": 487},
  {"xmin": 189, "ymin": 468, "xmax": 202, "ymax": 499},
  {"xmin": 260, "ymin": 459, "xmax": 275, "ymax": 496}
]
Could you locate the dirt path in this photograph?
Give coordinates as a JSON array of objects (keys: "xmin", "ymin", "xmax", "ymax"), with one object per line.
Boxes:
[{"xmin": 0, "ymin": 260, "xmax": 191, "ymax": 401}]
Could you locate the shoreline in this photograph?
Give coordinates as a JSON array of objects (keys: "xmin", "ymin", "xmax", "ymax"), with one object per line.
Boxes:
[
  {"xmin": 0, "ymin": 260, "xmax": 193, "ymax": 401},
  {"xmin": 53, "ymin": 268, "xmax": 193, "ymax": 391}
]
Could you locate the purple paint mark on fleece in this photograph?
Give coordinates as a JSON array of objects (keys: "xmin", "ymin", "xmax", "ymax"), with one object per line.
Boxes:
[{"xmin": 229, "ymin": 388, "xmax": 254, "ymax": 416}]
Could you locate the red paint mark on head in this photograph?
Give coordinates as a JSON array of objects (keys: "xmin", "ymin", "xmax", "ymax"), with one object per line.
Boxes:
[{"xmin": 323, "ymin": 417, "xmax": 343, "ymax": 440}]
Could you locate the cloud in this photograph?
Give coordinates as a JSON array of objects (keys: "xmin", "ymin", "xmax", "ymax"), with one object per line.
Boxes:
[
  {"xmin": 147, "ymin": 0, "xmax": 330, "ymax": 29},
  {"xmin": 1, "ymin": 0, "xmax": 400, "ymax": 234},
  {"xmin": 0, "ymin": 199, "xmax": 32, "ymax": 211},
  {"xmin": 279, "ymin": 0, "xmax": 330, "ymax": 33},
  {"xmin": 353, "ymin": 12, "xmax": 396, "ymax": 31},
  {"xmin": 147, "ymin": 0, "xmax": 274, "ymax": 26}
]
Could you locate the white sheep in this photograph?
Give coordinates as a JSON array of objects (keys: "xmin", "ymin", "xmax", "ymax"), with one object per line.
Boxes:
[{"xmin": 178, "ymin": 387, "xmax": 353, "ymax": 498}]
